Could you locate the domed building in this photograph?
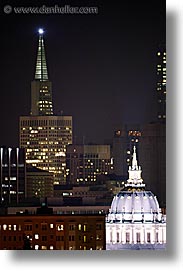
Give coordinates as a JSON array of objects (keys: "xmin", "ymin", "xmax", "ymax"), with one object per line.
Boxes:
[{"xmin": 106, "ymin": 146, "xmax": 166, "ymax": 250}]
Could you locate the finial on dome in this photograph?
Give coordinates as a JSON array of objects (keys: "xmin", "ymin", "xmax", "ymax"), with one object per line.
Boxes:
[
  {"xmin": 125, "ymin": 145, "xmax": 145, "ymax": 189},
  {"xmin": 132, "ymin": 146, "xmax": 138, "ymax": 170}
]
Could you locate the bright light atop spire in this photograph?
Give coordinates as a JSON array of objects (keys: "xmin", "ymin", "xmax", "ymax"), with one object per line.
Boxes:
[{"xmin": 38, "ymin": 28, "xmax": 44, "ymax": 34}]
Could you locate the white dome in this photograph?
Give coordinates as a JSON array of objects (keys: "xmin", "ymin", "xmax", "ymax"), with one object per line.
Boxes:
[
  {"xmin": 108, "ymin": 190, "xmax": 162, "ymax": 223},
  {"xmin": 107, "ymin": 146, "xmax": 163, "ymax": 223}
]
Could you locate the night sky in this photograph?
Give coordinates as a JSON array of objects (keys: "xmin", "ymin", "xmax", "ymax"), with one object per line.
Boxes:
[{"xmin": 0, "ymin": 0, "xmax": 166, "ymax": 147}]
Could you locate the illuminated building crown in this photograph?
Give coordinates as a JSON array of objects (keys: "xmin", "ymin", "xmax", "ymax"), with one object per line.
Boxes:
[
  {"xmin": 125, "ymin": 146, "xmax": 145, "ymax": 189},
  {"xmin": 35, "ymin": 29, "xmax": 49, "ymax": 81}
]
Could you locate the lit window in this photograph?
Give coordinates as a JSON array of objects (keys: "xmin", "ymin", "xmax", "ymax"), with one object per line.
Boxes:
[
  {"xmin": 35, "ymin": 234, "xmax": 39, "ymax": 240},
  {"xmin": 50, "ymin": 224, "xmax": 54, "ymax": 229},
  {"xmin": 3, "ymin": 224, "xmax": 7, "ymax": 230},
  {"xmin": 57, "ymin": 224, "xmax": 64, "ymax": 231},
  {"xmin": 8, "ymin": 225, "xmax": 11, "ymax": 230},
  {"xmin": 96, "ymin": 235, "xmax": 101, "ymax": 240},
  {"xmin": 78, "ymin": 224, "xmax": 82, "ymax": 231},
  {"xmin": 50, "ymin": 246, "xmax": 54, "ymax": 250},
  {"xmin": 35, "ymin": 245, "xmax": 39, "ymax": 250}
]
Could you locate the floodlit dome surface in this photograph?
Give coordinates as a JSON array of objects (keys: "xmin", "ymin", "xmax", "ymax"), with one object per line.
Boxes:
[
  {"xmin": 108, "ymin": 190, "xmax": 162, "ymax": 222},
  {"xmin": 110, "ymin": 190, "xmax": 160, "ymax": 214}
]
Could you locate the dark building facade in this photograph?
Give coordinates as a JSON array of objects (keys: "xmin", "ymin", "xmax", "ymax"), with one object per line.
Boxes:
[
  {"xmin": 66, "ymin": 144, "xmax": 112, "ymax": 184},
  {"xmin": 26, "ymin": 166, "xmax": 54, "ymax": 198},
  {"xmin": 112, "ymin": 125, "xmax": 141, "ymax": 176},
  {"xmin": 0, "ymin": 210, "xmax": 106, "ymax": 250},
  {"xmin": 138, "ymin": 122, "xmax": 166, "ymax": 207},
  {"xmin": 0, "ymin": 147, "xmax": 26, "ymax": 205},
  {"xmin": 156, "ymin": 45, "xmax": 166, "ymax": 122}
]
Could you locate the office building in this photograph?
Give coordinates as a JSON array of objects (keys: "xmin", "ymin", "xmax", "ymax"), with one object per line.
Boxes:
[
  {"xmin": 0, "ymin": 147, "xmax": 26, "ymax": 205},
  {"xmin": 26, "ymin": 166, "xmax": 54, "ymax": 198},
  {"xmin": 66, "ymin": 144, "xmax": 112, "ymax": 184},
  {"xmin": 20, "ymin": 115, "xmax": 72, "ymax": 184},
  {"xmin": 19, "ymin": 29, "xmax": 72, "ymax": 185}
]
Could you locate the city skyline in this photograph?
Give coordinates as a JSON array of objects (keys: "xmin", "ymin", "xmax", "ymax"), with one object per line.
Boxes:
[{"xmin": 0, "ymin": 0, "xmax": 166, "ymax": 147}]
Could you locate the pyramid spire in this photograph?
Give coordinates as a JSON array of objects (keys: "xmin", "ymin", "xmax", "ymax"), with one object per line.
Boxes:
[
  {"xmin": 35, "ymin": 29, "xmax": 49, "ymax": 81},
  {"xmin": 31, "ymin": 28, "xmax": 54, "ymax": 116}
]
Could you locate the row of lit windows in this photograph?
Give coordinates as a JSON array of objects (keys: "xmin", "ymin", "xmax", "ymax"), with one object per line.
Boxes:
[
  {"xmin": 26, "ymin": 150, "xmax": 66, "ymax": 156},
  {"xmin": 39, "ymin": 100, "xmax": 52, "ymax": 104},
  {"xmin": 22, "ymin": 142, "xmax": 68, "ymax": 149},
  {"xmin": 22, "ymin": 128, "xmax": 71, "ymax": 132},
  {"xmin": 0, "ymin": 224, "xmax": 21, "ymax": 231},
  {"xmin": 20, "ymin": 139, "xmax": 71, "ymax": 144},
  {"xmin": 20, "ymin": 120, "xmax": 72, "ymax": 127},
  {"xmin": 0, "ymin": 222, "xmax": 103, "ymax": 232},
  {"xmin": 0, "ymin": 223, "xmax": 56, "ymax": 231},
  {"xmin": 67, "ymin": 156, "xmax": 111, "ymax": 163},
  {"xmin": 158, "ymin": 115, "xmax": 166, "ymax": 119},
  {"xmin": 21, "ymin": 134, "xmax": 71, "ymax": 139},
  {"xmin": 76, "ymin": 178, "xmax": 97, "ymax": 182},
  {"xmin": 157, "ymin": 51, "xmax": 166, "ymax": 56},
  {"xmin": 39, "ymin": 104, "xmax": 53, "ymax": 111},
  {"xmin": 39, "ymin": 106, "xmax": 53, "ymax": 109},
  {"xmin": 24, "ymin": 127, "xmax": 71, "ymax": 132}
]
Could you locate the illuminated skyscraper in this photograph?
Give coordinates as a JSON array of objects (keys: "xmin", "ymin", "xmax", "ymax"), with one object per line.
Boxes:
[
  {"xmin": 31, "ymin": 29, "xmax": 53, "ymax": 116},
  {"xmin": 156, "ymin": 45, "xmax": 166, "ymax": 121},
  {"xmin": 19, "ymin": 29, "xmax": 72, "ymax": 185}
]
